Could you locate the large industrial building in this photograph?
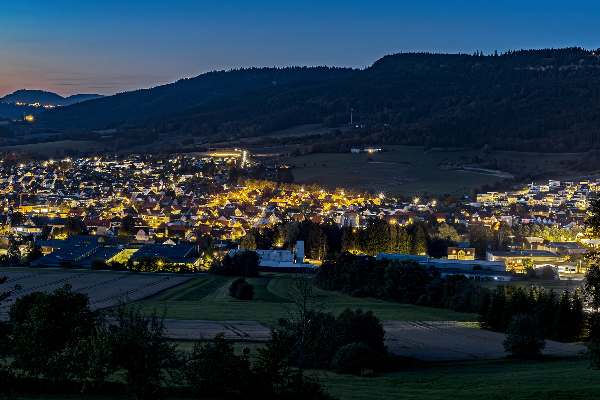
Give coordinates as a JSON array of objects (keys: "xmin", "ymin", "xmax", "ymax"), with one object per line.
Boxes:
[
  {"xmin": 376, "ymin": 253, "xmax": 513, "ymax": 281},
  {"xmin": 229, "ymin": 241, "xmax": 314, "ymax": 272}
]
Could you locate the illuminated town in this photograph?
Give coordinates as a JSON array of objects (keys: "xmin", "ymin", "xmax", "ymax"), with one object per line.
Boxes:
[
  {"xmin": 3, "ymin": 3, "xmax": 600, "ymax": 398},
  {"xmin": 0, "ymin": 152, "xmax": 594, "ymax": 276}
]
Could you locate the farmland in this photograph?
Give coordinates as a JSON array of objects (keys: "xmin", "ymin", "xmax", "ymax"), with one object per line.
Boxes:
[
  {"xmin": 2, "ymin": 139, "xmax": 108, "ymax": 156},
  {"xmin": 250, "ymin": 123, "xmax": 350, "ymax": 141},
  {"xmin": 278, "ymin": 145, "xmax": 593, "ymax": 196},
  {"xmin": 0, "ymin": 269, "xmax": 478, "ymax": 324},
  {"xmin": 0, "ymin": 269, "xmax": 191, "ymax": 317},
  {"xmin": 0, "ymin": 269, "xmax": 592, "ymax": 400},
  {"xmin": 134, "ymin": 273, "xmax": 479, "ymax": 325}
]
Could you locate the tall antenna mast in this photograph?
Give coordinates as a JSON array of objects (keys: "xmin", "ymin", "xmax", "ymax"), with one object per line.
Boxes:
[{"xmin": 350, "ymin": 108, "xmax": 353, "ymax": 125}]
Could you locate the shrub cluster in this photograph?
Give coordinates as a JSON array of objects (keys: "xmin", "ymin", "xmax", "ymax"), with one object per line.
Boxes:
[
  {"xmin": 229, "ymin": 277, "xmax": 255, "ymax": 300},
  {"xmin": 502, "ymin": 314, "xmax": 546, "ymax": 358},
  {"xmin": 1, "ymin": 281, "xmax": 386, "ymax": 399},
  {"xmin": 276, "ymin": 308, "xmax": 388, "ymax": 374},
  {"xmin": 331, "ymin": 342, "xmax": 385, "ymax": 375}
]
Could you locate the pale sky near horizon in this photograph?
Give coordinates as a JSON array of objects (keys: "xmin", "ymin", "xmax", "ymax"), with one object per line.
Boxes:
[{"xmin": 1, "ymin": 0, "xmax": 598, "ymax": 97}]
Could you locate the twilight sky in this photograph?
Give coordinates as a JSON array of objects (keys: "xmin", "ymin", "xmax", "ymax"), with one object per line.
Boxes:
[{"xmin": 1, "ymin": 0, "xmax": 598, "ymax": 97}]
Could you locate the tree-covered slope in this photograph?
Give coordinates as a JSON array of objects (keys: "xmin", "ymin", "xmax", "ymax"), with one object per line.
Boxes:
[
  {"xmin": 37, "ymin": 48, "xmax": 600, "ymax": 151},
  {"xmin": 36, "ymin": 67, "xmax": 356, "ymax": 130}
]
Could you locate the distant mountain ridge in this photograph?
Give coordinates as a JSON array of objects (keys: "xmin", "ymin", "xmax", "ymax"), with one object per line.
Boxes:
[
  {"xmin": 1, "ymin": 90, "xmax": 104, "ymax": 106},
  {"xmin": 35, "ymin": 47, "xmax": 600, "ymax": 152},
  {"xmin": 36, "ymin": 67, "xmax": 355, "ymax": 130}
]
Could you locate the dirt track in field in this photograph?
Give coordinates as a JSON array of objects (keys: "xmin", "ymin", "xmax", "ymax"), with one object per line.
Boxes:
[
  {"xmin": 156, "ymin": 320, "xmax": 585, "ymax": 361},
  {"xmin": 383, "ymin": 321, "xmax": 584, "ymax": 361},
  {"xmin": 1, "ymin": 271, "xmax": 585, "ymax": 360}
]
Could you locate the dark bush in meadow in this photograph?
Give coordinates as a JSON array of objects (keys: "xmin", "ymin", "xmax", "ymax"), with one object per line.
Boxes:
[
  {"xmin": 503, "ymin": 314, "xmax": 546, "ymax": 358},
  {"xmin": 331, "ymin": 342, "xmax": 385, "ymax": 375}
]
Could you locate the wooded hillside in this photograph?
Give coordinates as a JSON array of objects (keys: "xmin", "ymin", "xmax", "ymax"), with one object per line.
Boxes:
[{"xmin": 36, "ymin": 48, "xmax": 600, "ymax": 152}]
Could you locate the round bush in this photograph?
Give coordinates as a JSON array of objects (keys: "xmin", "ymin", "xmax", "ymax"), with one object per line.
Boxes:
[
  {"xmin": 331, "ymin": 342, "xmax": 385, "ymax": 375},
  {"xmin": 229, "ymin": 277, "xmax": 246, "ymax": 298},
  {"xmin": 502, "ymin": 314, "xmax": 546, "ymax": 358},
  {"xmin": 235, "ymin": 283, "xmax": 254, "ymax": 300}
]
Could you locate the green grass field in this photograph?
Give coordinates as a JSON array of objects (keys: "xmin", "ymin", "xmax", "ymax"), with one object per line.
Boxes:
[
  {"xmin": 255, "ymin": 123, "xmax": 350, "ymax": 140},
  {"xmin": 13, "ymin": 356, "xmax": 600, "ymax": 400},
  {"xmin": 324, "ymin": 356, "xmax": 600, "ymax": 400},
  {"xmin": 2, "ymin": 140, "xmax": 108, "ymax": 155},
  {"xmin": 134, "ymin": 274, "xmax": 478, "ymax": 325},
  {"xmin": 128, "ymin": 133, "xmax": 197, "ymax": 152},
  {"xmin": 5, "ymin": 269, "xmax": 596, "ymax": 400},
  {"xmin": 279, "ymin": 145, "xmax": 594, "ymax": 196}
]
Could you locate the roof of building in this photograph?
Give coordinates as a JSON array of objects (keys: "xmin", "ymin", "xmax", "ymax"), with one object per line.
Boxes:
[{"xmin": 130, "ymin": 243, "xmax": 194, "ymax": 263}]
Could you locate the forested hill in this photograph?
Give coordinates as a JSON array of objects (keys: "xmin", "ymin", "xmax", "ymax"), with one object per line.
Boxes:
[
  {"xmin": 1, "ymin": 90, "xmax": 103, "ymax": 106},
  {"xmin": 37, "ymin": 48, "xmax": 600, "ymax": 152},
  {"xmin": 36, "ymin": 67, "xmax": 356, "ymax": 131}
]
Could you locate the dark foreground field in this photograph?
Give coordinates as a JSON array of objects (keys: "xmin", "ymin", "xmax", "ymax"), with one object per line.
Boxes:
[
  {"xmin": 2, "ymin": 270, "xmax": 592, "ymax": 399},
  {"xmin": 10, "ymin": 356, "xmax": 599, "ymax": 400},
  {"xmin": 325, "ymin": 356, "xmax": 599, "ymax": 400}
]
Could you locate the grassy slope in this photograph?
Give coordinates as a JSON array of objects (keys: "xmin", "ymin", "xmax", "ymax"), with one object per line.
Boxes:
[
  {"xmin": 279, "ymin": 145, "xmax": 593, "ymax": 196},
  {"xmin": 15, "ymin": 357, "xmax": 600, "ymax": 400},
  {"xmin": 2, "ymin": 140, "xmax": 107, "ymax": 155},
  {"xmin": 252, "ymin": 123, "xmax": 351, "ymax": 141},
  {"xmin": 134, "ymin": 274, "xmax": 478, "ymax": 325},
  {"xmin": 325, "ymin": 356, "xmax": 599, "ymax": 400}
]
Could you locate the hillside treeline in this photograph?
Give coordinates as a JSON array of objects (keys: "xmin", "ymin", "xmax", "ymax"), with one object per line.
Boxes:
[
  {"xmin": 237, "ymin": 216, "xmax": 583, "ymax": 262},
  {"xmin": 315, "ymin": 252, "xmax": 587, "ymax": 343},
  {"xmin": 36, "ymin": 66, "xmax": 355, "ymax": 131},
  {"xmin": 315, "ymin": 254, "xmax": 490, "ymax": 313},
  {"xmin": 479, "ymin": 285, "xmax": 586, "ymax": 342},
  {"xmin": 0, "ymin": 281, "xmax": 390, "ymax": 399},
  {"xmin": 239, "ymin": 219, "xmax": 429, "ymax": 260},
  {"xmin": 36, "ymin": 47, "xmax": 600, "ymax": 152}
]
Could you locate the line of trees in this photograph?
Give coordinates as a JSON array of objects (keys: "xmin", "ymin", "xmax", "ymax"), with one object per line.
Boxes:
[
  {"xmin": 315, "ymin": 253, "xmax": 489, "ymax": 313},
  {"xmin": 0, "ymin": 278, "xmax": 390, "ymax": 399},
  {"xmin": 237, "ymin": 217, "xmax": 585, "ymax": 263},
  {"xmin": 479, "ymin": 285, "xmax": 586, "ymax": 342},
  {"xmin": 316, "ymin": 252, "xmax": 592, "ymax": 349},
  {"xmin": 341, "ymin": 220, "xmax": 428, "ymax": 256},
  {"xmin": 239, "ymin": 221, "xmax": 334, "ymax": 261},
  {"xmin": 238, "ymin": 219, "xmax": 430, "ymax": 260}
]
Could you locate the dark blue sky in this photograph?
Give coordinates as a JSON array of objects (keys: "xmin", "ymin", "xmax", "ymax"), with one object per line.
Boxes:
[{"xmin": 1, "ymin": 0, "xmax": 598, "ymax": 97}]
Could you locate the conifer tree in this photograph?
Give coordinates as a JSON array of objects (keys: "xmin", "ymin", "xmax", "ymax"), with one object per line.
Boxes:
[
  {"xmin": 411, "ymin": 225, "xmax": 428, "ymax": 255},
  {"xmin": 554, "ymin": 288, "xmax": 573, "ymax": 342},
  {"xmin": 397, "ymin": 227, "xmax": 412, "ymax": 254}
]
